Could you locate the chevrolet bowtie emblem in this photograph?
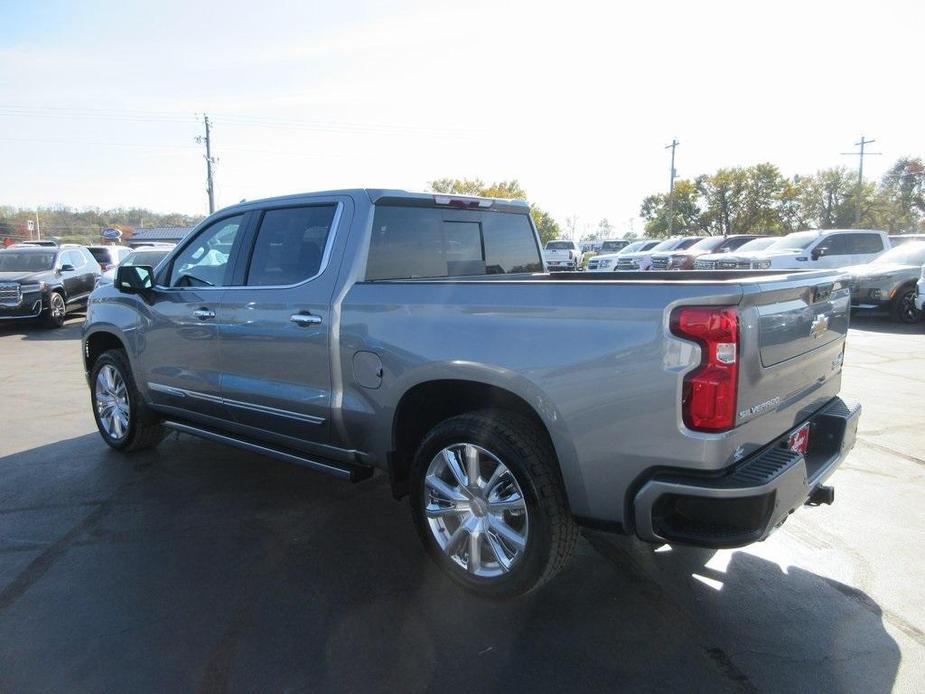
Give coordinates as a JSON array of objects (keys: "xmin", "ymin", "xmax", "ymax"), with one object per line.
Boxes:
[{"xmin": 810, "ymin": 313, "xmax": 829, "ymax": 339}]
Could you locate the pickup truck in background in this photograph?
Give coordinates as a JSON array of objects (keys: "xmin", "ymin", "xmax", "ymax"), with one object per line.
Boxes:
[
  {"xmin": 543, "ymin": 239, "xmax": 582, "ymax": 271},
  {"xmin": 83, "ymin": 189, "xmax": 861, "ymax": 597}
]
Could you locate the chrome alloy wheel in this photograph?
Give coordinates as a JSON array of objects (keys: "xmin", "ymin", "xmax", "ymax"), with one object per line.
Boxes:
[
  {"xmin": 424, "ymin": 443, "xmax": 529, "ymax": 578},
  {"xmin": 95, "ymin": 365, "xmax": 130, "ymax": 440},
  {"xmin": 49, "ymin": 292, "xmax": 65, "ymax": 321}
]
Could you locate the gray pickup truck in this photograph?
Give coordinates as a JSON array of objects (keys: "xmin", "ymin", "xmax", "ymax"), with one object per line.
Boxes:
[{"xmin": 82, "ymin": 189, "xmax": 860, "ymax": 597}]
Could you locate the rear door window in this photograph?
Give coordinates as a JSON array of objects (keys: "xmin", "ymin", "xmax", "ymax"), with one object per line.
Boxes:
[
  {"xmin": 847, "ymin": 233, "xmax": 884, "ymax": 254},
  {"xmin": 366, "ymin": 206, "xmax": 541, "ymax": 280},
  {"xmin": 246, "ymin": 205, "xmax": 337, "ymax": 286}
]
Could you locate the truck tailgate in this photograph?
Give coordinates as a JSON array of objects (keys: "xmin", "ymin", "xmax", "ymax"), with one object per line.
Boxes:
[{"xmin": 737, "ymin": 272, "xmax": 850, "ymax": 428}]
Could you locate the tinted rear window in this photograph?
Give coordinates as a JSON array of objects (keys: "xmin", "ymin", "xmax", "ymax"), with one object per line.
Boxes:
[
  {"xmin": 366, "ymin": 206, "xmax": 542, "ymax": 280},
  {"xmin": 247, "ymin": 205, "xmax": 337, "ymax": 286},
  {"xmin": 847, "ymin": 233, "xmax": 884, "ymax": 254},
  {"xmin": 87, "ymin": 248, "xmax": 113, "ymax": 263}
]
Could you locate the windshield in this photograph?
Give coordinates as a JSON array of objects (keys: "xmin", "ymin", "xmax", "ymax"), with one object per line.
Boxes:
[
  {"xmin": 0, "ymin": 251, "xmax": 56, "ymax": 272},
  {"xmin": 766, "ymin": 231, "xmax": 820, "ymax": 251},
  {"xmin": 687, "ymin": 236, "xmax": 727, "ymax": 252},
  {"xmin": 545, "ymin": 241, "xmax": 574, "ymax": 250},
  {"xmin": 650, "ymin": 237, "xmax": 700, "ymax": 252},
  {"xmin": 122, "ymin": 249, "xmax": 170, "ymax": 267},
  {"xmin": 871, "ymin": 242, "xmax": 925, "ymax": 266},
  {"xmin": 734, "ymin": 237, "xmax": 776, "ymax": 253},
  {"xmin": 618, "ymin": 240, "xmax": 646, "ymax": 253},
  {"xmin": 600, "ymin": 241, "xmax": 625, "ymax": 251}
]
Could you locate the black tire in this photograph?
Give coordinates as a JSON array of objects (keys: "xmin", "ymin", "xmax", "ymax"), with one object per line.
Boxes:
[
  {"xmin": 89, "ymin": 349, "xmax": 166, "ymax": 452},
  {"xmin": 891, "ymin": 288, "xmax": 921, "ymax": 324},
  {"xmin": 42, "ymin": 291, "xmax": 67, "ymax": 328},
  {"xmin": 410, "ymin": 410, "xmax": 577, "ymax": 597}
]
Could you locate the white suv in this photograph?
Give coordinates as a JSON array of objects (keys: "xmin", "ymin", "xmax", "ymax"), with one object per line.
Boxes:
[{"xmin": 734, "ymin": 229, "xmax": 889, "ymax": 270}]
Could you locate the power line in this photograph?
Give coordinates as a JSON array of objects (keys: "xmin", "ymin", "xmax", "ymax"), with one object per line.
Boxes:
[{"xmin": 0, "ymin": 105, "xmax": 473, "ymax": 138}]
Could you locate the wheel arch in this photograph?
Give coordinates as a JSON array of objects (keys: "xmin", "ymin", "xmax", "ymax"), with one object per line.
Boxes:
[
  {"xmin": 387, "ymin": 376, "xmax": 584, "ymax": 511},
  {"xmin": 83, "ymin": 329, "xmax": 128, "ymax": 374}
]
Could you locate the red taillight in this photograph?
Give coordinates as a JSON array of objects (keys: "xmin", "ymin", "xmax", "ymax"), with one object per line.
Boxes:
[{"xmin": 670, "ymin": 306, "xmax": 739, "ymax": 432}]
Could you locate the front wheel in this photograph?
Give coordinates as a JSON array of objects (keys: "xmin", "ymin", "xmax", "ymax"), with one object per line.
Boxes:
[
  {"xmin": 410, "ymin": 410, "xmax": 577, "ymax": 597},
  {"xmin": 43, "ymin": 291, "xmax": 66, "ymax": 328},
  {"xmin": 891, "ymin": 288, "xmax": 921, "ymax": 324},
  {"xmin": 90, "ymin": 349, "xmax": 166, "ymax": 451}
]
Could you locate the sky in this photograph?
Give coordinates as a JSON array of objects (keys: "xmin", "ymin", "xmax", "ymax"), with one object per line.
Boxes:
[{"xmin": 0, "ymin": 0, "xmax": 922, "ymax": 236}]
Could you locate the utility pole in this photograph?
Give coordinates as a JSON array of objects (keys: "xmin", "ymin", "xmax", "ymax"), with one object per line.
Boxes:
[
  {"xmin": 196, "ymin": 115, "xmax": 216, "ymax": 214},
  {"xmin": 665, "ymin": 138, "xmax": 679, "ymax": 235},
  {"xmin": 841, "ymin": 135, "xmax": 881, "ymax": 227},
  {"xmin": 34, "ymin": 210, "xmax": 41, "ymax": 240}
]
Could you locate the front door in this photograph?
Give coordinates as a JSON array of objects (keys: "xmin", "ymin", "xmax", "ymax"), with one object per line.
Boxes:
[
  {"xmin": 58, "ymin": 249, "xmax": 89, "ymax": 303},
  {"xmin": 140, "ymin": 214, "xmax": 247, "ymax": 423},
  {"xmin": 218, "ymin": 202, "xmax": 344, "ymax": 447}
]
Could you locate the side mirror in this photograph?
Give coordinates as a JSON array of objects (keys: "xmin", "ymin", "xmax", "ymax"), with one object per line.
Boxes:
[
  {"xmin": 59, "ymin": 263, "xmax": 76, "ymax": 273},
  {"xmin": 811, "ymin": 247, "xmax": 826, "ymax": 261},
  {"xmin": 115, "ymin": 265, "xmax": 154, "ymax": 293}
]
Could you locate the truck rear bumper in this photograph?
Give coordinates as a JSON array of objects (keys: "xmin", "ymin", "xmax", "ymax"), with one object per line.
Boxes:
[{"xmin": 633, "ymin": 397, "xmax": 861, "ymax": 548}]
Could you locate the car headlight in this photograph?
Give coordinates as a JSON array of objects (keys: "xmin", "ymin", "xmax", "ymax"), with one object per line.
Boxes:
[
  {"xmin": 598, "ymin": 259, "xmax": 612, "ymax": 267},
  {"xmin": 752, "ymin": 259, "xmax": 771, "ymax": 269},
  {"xmin": 19, "ymin": 282, "xmax": 47, "ymax": 293}
]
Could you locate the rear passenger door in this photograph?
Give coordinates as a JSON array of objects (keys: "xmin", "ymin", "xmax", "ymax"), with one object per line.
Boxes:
[
  {"xmin": 218, "ymin": 201, "xmax": 345, "ymax": 448},
  {"xmin": 846, "ymin": 233, "xmax": 886, "ymax": 264}
]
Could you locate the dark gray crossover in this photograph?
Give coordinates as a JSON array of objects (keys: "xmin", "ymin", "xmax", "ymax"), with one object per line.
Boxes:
[
  {"xmin": 82, "ymin": 189, "xmax": 861, "ymax": 596},
  {"xmin": 845, "ymin": 241, "xmax": 925, "ymax": 323},
  {"xmin": 1, "ymin": 244, "xmax": 100, "ymax": 327}
]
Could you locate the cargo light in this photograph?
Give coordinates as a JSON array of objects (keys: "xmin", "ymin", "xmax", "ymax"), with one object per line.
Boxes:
[
  {"xmin": 433, "ymin": 195, "xmax": 493, "ymax": 209},
  {"xmin": 670, "ymin": 306, "xmax": 739, "ymax": 432}
]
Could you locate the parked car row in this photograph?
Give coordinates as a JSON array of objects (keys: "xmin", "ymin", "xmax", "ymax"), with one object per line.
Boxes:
[
  {"xmin": 586, "ymin": 228, "xmax": 925, "ymax": 323},
  {"xmin": 0, "ymin": 241, "xmax": 176, "ymax": 327}
]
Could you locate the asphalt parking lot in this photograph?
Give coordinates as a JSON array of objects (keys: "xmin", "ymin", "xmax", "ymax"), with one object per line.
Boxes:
[{"xmin": 0, "ymin": 314, "xmax": 922, "ymax": 693}]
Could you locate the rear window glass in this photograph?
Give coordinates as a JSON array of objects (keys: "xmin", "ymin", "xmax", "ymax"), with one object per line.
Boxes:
[
  {"xmin": 366, "ymin": 206, "xmax": 542, "ymax": 280},
  {"xmin": 545, "ymin": 241, "xmax": 574, "ymax": 250}
]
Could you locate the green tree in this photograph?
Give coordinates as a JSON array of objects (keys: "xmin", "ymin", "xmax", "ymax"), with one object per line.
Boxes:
[
  {"xmin": 641, "ymin": 179, "xmax": 703, "ymax": 237},
  {"xmin": 429, "ymin": 177, "xmax": 561, "ymax": 244},
  {"xmin": 873, "ymin": 158, "xmax": 925, "ymax": 232}
]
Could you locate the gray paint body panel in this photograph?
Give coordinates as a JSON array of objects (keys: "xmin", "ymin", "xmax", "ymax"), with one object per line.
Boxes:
[{"xmin": 83, "ymin": 188, "xmax": 853, "ymax": 528}]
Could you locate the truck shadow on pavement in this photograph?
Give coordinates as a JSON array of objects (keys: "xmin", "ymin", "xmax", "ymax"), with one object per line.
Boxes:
[
  {"xmin": 0, "ymin": 433, "xmax": 901, "ymax": 694},
  {"xmin": 0, "ymin": 314, "xmax": 84, "ymax": 341},
  {"xmin": 850, "ymin": 314, "xmax": 923, "ymax": 335}
]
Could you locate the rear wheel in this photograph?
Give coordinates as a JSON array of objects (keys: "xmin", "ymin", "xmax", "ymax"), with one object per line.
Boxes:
[
  {"xmin": 43, "ymin": 291, "xmax": 66, "ymax": 328},
  {"xmin": 90, "ymin": 349, "xmax": 166, "ymax": 451},
  {"xmin": 410, "ymin": 410, "xmax": 577, "ymax": 597},
  {"xmin": 891, "ymin": 288, "xmax": 921, "ymax": 323}
]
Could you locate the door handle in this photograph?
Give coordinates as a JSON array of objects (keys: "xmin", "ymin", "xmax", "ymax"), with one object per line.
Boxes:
[
  {"xmin": 290, "ymin": 312, "xmax": 322, "ymax": 326},
  {"xmin": 193, "ymin": 308, "xmax": 215, "ymax": 320}
]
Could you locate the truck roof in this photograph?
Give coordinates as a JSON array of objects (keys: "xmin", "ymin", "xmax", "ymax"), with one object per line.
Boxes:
[{"xmin": 219, "ymin": 189, "xmax": 530, "ymax": 216}]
